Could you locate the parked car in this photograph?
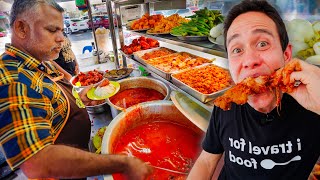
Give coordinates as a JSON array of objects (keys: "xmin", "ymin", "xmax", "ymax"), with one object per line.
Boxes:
[
  {"xmin": 87, "ymin": 15, "xmax": 118, "ymax": 29},
  {"xmin": 0, "ymin": 32, "xmax": 6, "ymax": 37},
  {"xmin": 69, "ymin": 18, "xmax": 89, "ymax": 33}
]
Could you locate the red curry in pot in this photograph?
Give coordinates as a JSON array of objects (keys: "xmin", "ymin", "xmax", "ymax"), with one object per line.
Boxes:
[
  {"xmin": 109, "ymin": 87, "xmax": 165, "ymax": 108},
  {"xmin": 113, "ymin": 121, "xmax": 204, "ymax": 180}
]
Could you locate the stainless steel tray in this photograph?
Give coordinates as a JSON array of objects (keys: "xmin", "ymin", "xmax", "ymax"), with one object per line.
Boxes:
[
  {"xmin": 125, "ymin": 25, "xmax": 150, "ymax": 32},
  {"xmin": 171, "ymin": 33, "xmax": 208, "ymax": 41},
  {"xmin": 143, "ymin": 52, "xmax": 213, "ymax": 81},
  {"xmin": 133, "ymin": 47, "xmax": 177, "ymax": 64},
  {"xmin": 171, "ymin": 63, "xmax": 232, "ymax": 103},
  {"xmin": 119, "ymin": 49, "xmax": 133, "ymax": 59}
]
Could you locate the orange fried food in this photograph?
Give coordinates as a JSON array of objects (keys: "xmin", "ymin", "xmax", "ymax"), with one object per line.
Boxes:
[
  {"xmin": 145, "ymin": 52, "xmax": 212, "ymax": 73},
  {"xmin": 141, "ymin": 48, "xmax": 176, "ymax": 60},
  {"xmin": 121, "ymin": 37, "xmax": 159, "ymax": 55},
  {"xmin": 72, "ymin": 70, "xmax": 104, "ymax": 86},
  {"xmin": 172, "ymin": 64, "xmax": 232, "ymax": 94},
  {"xmin": 131, "ymin": 14, "xmax": 164, "ymax": 30},
  {"xmin": 214, "ymin": 60, "xmax": 302, "ymax": 110},
  {"xmin": 99, "ymin": 79, "xmax": 110, "ymax": 87},
  {"xmin": 148, "ymin": 14, "xmax": 189, "ymax": 33}
]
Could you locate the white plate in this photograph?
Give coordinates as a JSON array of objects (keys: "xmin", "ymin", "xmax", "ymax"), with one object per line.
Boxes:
[
  {"xmin": 170, "ymin": 91, "xmax": 211, "ymax": 132},
  {"xmin": 208, "ymin": 36, "xmax": 224, "ymax": 46}
]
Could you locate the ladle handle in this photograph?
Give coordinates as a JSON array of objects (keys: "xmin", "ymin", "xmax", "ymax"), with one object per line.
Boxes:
[{"xmin": 151, "ymin": 165, "xmax": 188, "ymax": 175}]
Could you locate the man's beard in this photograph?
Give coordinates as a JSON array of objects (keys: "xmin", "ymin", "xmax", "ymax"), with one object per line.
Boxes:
[{"xmin": 25, "ymin": 43, "xmax": 59, "ymax": 61}]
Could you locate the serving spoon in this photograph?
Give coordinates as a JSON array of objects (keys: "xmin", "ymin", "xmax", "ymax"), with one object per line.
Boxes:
[{"xmin": 145, "ymin": 162, "xmax": 188, "ymax": 175}]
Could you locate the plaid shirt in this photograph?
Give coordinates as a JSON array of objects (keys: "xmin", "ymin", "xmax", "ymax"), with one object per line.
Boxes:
[{"xmin": 0, "ymin": 44, "xmax": 69, "ymax": 170}]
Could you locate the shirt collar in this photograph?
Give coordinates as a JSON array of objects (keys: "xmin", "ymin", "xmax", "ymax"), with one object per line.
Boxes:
[{"xmin": 5, "ymin": 43, "xmax": 61, "ymax": 77}]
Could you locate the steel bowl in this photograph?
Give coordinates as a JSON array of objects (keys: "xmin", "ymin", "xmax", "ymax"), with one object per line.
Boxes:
[
  {"xmin": 101, "ymin": 101, "xmax": 203, "ymax": 155},
  {"xmin": 70, "ymin": 70, "xmax": 105, "ymax": 92},
  {"xmin": 106, "ymin": 77, "xmax": 170, "ymax": 118},
  {"xmin": 85, "ymin": 100, "xmax": 110, "ymax": 114}
]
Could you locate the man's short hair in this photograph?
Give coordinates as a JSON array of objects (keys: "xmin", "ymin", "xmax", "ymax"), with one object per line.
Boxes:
[
  {"xmin": 10, "ymin": 0, "xmax": 64, "ymax": 27},
  {"xmin": 223, "ymin": 0, "xmax": 288, "ymax": 52}
]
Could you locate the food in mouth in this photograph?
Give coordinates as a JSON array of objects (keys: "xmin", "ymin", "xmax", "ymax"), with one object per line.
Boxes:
[{"xmin": 214, "ymin": 60, "xmax": 302, "ymax": 110}]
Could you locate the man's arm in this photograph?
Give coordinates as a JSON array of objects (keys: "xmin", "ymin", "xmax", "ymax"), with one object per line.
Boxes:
[
  {"xmin": 74, "ymin": 59, "xmax": 80, "ymax": 75},
  {"xmin": 187, "ymin": 150, "xmax": 222, "ymax": 180},
  {"xmin": 20, "ymin": 144, "xmax": 152, "ymax": 179}
]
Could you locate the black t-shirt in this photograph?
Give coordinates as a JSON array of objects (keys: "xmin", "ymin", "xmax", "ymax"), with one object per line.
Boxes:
[{"xmin": 203, "ymin": 94, "xmax": 320, "ymax": 180}]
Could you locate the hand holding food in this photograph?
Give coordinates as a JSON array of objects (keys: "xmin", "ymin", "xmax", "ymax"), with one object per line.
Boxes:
[
  {"xmin": 78, "ymin": 84, "xmax": 105, "ymax": 106},
  {"xmin": 122, "ymin": 157, "xmax": 153, "ymax": 180},
  {"xmin": 214, "ymin": 60, "xmax": 302, "ymax": 110},
  {"xmin": 94, "ymin": 79, "xmax": 116, "ymax": 97},
  {"xmin": 287, "ymin": 60, "xmax": 320, "ymax": 115}
]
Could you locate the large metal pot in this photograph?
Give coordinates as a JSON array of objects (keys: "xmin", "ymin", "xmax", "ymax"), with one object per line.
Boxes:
[
  {"xmin": 101, "ymin": 101, "xmax": 202, "ymax": 155},
  {"xmin": 106, "ymin": 77, "xmax": 170, "ymax": 118}
]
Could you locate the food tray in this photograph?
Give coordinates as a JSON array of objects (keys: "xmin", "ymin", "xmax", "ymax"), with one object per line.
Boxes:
[
  {"xmin": 142, "ymin": 52, "xmax": 213, "ymax": 80},
  {"xmin": 171, "ymin": 33, "xmax": 208, "ymax": 41},
  {"xmin": 171, "ymin": 64, "xmax": 233, "ymax": 103},
  {"xmin": 133, "ymin": 47, "xmax": 177, "ymax": 64},
  {"xmin": 104, "ymin": 68, "xmax": 133, "ymax": 81},
  {"xmin": 125, "ymin": 25, "xmax": 150, "ymax": 32},
  {"xmin": 146, "ymin": 30, "xmax": 170, "ymax": 35}
]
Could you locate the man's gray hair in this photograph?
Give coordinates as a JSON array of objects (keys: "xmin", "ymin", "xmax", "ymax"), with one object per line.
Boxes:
[{"xmin": 10, "ymin": 0, "xmax": 64, "ymax": 27}]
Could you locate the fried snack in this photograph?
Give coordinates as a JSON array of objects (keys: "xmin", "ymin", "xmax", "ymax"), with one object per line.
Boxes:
[
  {"xmin": 145, "ymin": 52, "xmax": 211, "ymax": 73},
  {"xmin": 131, "ymin": 14, "xmax": 164, "ymax": 30},
  {"xmin": 121, "ymin": 37, "xmax": 159, "ymax": 55},
  {"xmin": 214, "ymin": 60, "xmax": 302, "ymax": 110},
  {"xmin": 72, "ymin": 70, "xmax": 104, "ymax": 86},
  {"xmin": 172, "ymin": 64, "xmax": 232, "ymax": 94},
  {"xmin": 141, "ymin": 48, "xmax": 176, "ymax": 60},
  {"xmin": 147, "ymin": 14, "xmax": 189, "ymax": 34}
]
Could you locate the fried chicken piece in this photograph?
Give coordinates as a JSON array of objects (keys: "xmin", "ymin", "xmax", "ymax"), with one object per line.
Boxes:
[
  {"xmin": 213, "ymin": 76, "xmax": 270, "ymax": 110},
  {"xmin": 214, "ymin": 60, "xmax": 301, "ymax": 110},
  {"xmin": 270, "ymin": 60, "xmax": 302, "ymax": 93}
]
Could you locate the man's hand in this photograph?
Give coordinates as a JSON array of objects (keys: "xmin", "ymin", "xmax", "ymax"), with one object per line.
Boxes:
[
  {"xmin": 74, "ymin": 64, "xmax": 79, "ymax": 75},
  {"xmin": 78, "ymin": 85, "xmax": 105, "ymax": 106},
  {"xmin": 123, "ymin": 157, "xmax": 153, "ymax": 180},
  {"xmin": 287, "ymin": 60, "xmax": 320, "ymax": 115}
]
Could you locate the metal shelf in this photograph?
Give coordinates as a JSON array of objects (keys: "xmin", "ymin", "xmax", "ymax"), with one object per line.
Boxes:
[{"xmin": 124, "ymin": 29, "xmax": 227, "ymax": 58}]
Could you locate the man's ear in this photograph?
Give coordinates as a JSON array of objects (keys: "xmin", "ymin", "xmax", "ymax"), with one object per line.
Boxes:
[
  {"xmin": 13, "ymin": 20, "xmax": 29, "ymax": 39},
  {"xmin": 284, "ymin": 43, "xmax": 292, "ymax": 63}
]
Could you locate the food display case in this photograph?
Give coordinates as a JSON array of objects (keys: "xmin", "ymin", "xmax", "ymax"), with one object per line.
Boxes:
[
  {"xmin": 87, "ymin": 1, "xmax": 320, "ymax": 179},
  {"xmin": 104, "ymin": 0, "xmax": 229, "ymax": 119}
]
